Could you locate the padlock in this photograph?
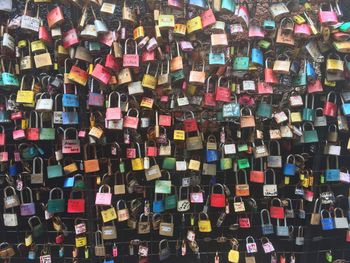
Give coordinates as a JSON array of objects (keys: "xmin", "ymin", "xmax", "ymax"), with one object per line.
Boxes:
[{"xmin": 323, "ymin": 92, "xmax": 338, "ymax": 117}]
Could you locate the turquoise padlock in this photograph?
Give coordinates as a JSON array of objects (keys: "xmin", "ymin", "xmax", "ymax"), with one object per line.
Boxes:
[
  {"xmin": 306, "ymin": 60, "xmax": 317, "ymax": 81},
  {"xmin": 209, "ymin": 52, "xmax": 225, "ymax": 66},
  {"xmin": 221, "ymin": 0, "xmax": 235, "ymax": 12},
  {"xmin": 339, "ymin": 22, "xmax": 350, "ymax": 32},
  {"xmin": 170, "ymin": 69, "xmax": 185, "ymax": 83},
  {"xmin": 233, "ymin": 44, "xmax": 250, "ymax": 71},
  {"xmin": 47, "ymin": 157, "xmax": 63, "ymax": 179},
  {"xmin": 222, "ymin": 94, "xmax": 240, "ymax": 118},
  {"xmin": 2, "ymin": 72, "xmax": 19, "ymax": 88},
  {"xmin": 256, "ymin": 96, "xmax": 272, "ymax": 118},
  {"xmin": 165, "ymin": 187, "xmax": 177, "ymax": 210},
  {"xmin": 302, "ymin": 122, "xmax": 318, "ymax": 143},
  {"xmin": 263, "ymin": 20, "xmax": 276, "ymax": 30},
  {"xmin": 341, "ymin": 96, "xmax": 350, "ymax": 116},
  {"xmin": 302, "ymin": 94, "xmax": 315, "ymax": 122}
]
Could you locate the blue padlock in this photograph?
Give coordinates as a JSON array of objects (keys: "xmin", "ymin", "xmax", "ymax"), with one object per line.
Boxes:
[
  {"xmin": 306, "ymin": 61, "xmax": 317, "ymax": 81},
  {"xmin": 64, "ymin": 177, "xmax": 75, "ymax": 188},
  {"xmin": 325, "ymin": 156, "xmax": 340, "ymax": 182},
  {"xmin": 206, "ymin": 150, "xmax": 218, "ymax": 162},
  {"xmin": 62, "ymin": 110, "xmax": 79, "ymax": 125},
  {"xmin": 153, "ymin": 194, "xmax": 165, "ymax": 213},
  {"xmin": 104, "ymin": 260, "xmax": 114, "ymax": 263},
  {"xmin": 189, "ymin": 0, "xmax": 206, "ymax": 8},
  {"xmin": 251, "ymin": 46, "xmax": 263, "ymax": 66},
  {"xmin": 62, "ymin": 93, "xmax": 79, "ymax": 107},
  {"xmin": 9, "ymin": 160, "xmax": 17, "ymax": 176},
  {"xmin": 28, "ymin": 250, "xmax": 36, "ymax": 260},
  {"xmin": 321, "ymin": 209, "xmax": 334, "ymax": 230},
  {"xmin": 283, "ymin": 155, "xmax": 296, "ymax": 176}
]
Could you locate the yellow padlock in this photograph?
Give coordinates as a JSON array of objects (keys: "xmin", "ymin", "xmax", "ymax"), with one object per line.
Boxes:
[
  {"xmin": 290, "ymin": 112, "xmax": 302, "ymax": 123},
  {"xmin": 101, "ymin": 207, "xmax": 117, "ymax": 223},
  {"xmin": 133, "ymin": 26, "xmax": 145, "ymax": 40},
  {"xmin": 158, "ymin": 14, "xmax": 175, "ymax": 30},
  {"xmin": 75, "ymin": 236, "xmax": 87, "ymax": 248},
  {"xmin": 186, "ymin": 16, "xmax": 202, "ymax": 34},
  {"xmin": 188, "ymin": 159, "xmax": 201, "ymax": 171},
  {"xmin": 31, "ymin": 40, "xmax": 46, "ymax": 53},
  {"xmin": 131, "ymin": 158, "xmax": 144, "ymax": 171},
  {"xmin": 174, "ymin": 23, "xmax": 187, "ymax": 36},
  {"xmin": 293, "ymin": 15, "xmax": 306, "ymax": 24},
  {"xmin": 326, "ymin": 53, "xmax": 344, "ymax": 73},
  {"xmin": 142, "ymin": 63, "xmax": 158, "ymax": 89},
  {"xmin": 174, "ymin": 130, "xmax": 185, "ymax": 140}
]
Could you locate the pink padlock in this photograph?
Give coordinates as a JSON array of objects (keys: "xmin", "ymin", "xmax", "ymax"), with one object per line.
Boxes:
[
  {"xmin": 95, "ymin": 184, "xmax": 112, "ymax": 206},
  {"xmin": 294, "ymin": 23, "xmax": 312, "ymax": 38},
  {"xmin": 319, "ymin": 4, "xmax": 338, "ymax": 26}
]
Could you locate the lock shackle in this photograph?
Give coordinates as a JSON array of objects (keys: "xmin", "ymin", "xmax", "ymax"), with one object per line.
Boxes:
[
  {"xmin": 160, "ymin": 169, "xmax": 171, "ymax": 180},
  {"xmin": 198, "ymin": 211, "xmax": 209, "ymax": 220},
  {"xmin": 70, "ymin": 189, "xmax": 84, "ymax": 199},
  {"xmin": 20, "ymin": 186, "xmax": 33, "ymax": 203},
  {"xmin": 333, "ymin": 207, "xmax": 345, "ymax": 218},
  {"xmin": 116, "ymin": 199, "xmax": 127, "ymax": 209},
  {"xmin": 170, "ymin": 41, "xmax": 181, "ymax": 59},
  {"xmin": 302, "ymin": 121, "xmax": 315, "ymax": 132},
  {"xmin": 191, "ymin": 184, "xmax": 203, "ymax": 193},
  {"xmin": 268, "ymin": 140, "xmax": 281, "ymax": 155},
  {"xmin": 246, "ymin": 235, "xmax": 256, "ymax": 245},
  {"xmin": 84, "ymin": 143, "xmax": 97, "ymax": 159},
  {"xmin": 276, "ymin": 216, "xmax": 287, "ymax": 226},
  {"xmin": 297, "ymin": 226, "xmax": 304, "ymax": 237},
  {"xmin": 284, "ymin": 198, "xmax": 293, "ymax": 209},
  {"xmin": 326, "ymin": 91, "xmax": 337, "ymax": 103},
  {"xmin": 286, "ymin": 154, "xmax": 295, "ymax": 164},
  {"xmin": 315, "ymin": 107, "xmax": 324, "ymax": 116},
  {"xmin": 235, "ymin": 169, "xmax": 248, "ymax": 184},
  {"xmin": 251, "ymin": 156, "xmax": 263, "ymax": 170},
  {"xmin": 124, "ymin": 38, "xmax": 138, "ymax": 55},
  {"xmin": 327, "ymin": 52, "xmax": 341, "ymax": 61},
  {"xmin": 328, "ymin": 123, "xmax": 337, "ymax": 133},
  {"xmin": 233, "ymin": 196, "xmax": 243, "ymax": 203},
  {"xmin": 74, "ymin": 217, "xmax": 86, "ymax": 226},
  {"xmin": 40, "ymin": 112, "xmax": 54, "ymax": 128},
  {"xmin": 320, "ymin": 209, "xmax": 331, "ymax": 219},
  {"xmin": 54, "ymin": 94, "xmax": 63, "ymax": 111},
  {"xmin": 326, "ymin": 155, "xmax": 339, "ymax": 169},
  {"xmin": 260, "ymin": 208, "xmax": 272, "ymax": 225},
  {"xmin": 126, "ymin": 108, "xmax": 139, "ymax": 117},
  {"xmin": 179, "ymin": 186, "xmax": 189, "ymax": 199},
  {"xmin": 63, "ymin": 127, "xmax": 79, "ymax": 140},
  {"xmin": 28, "ymin": 215, "xmax": 42, "ymax": 229},
  {"xmin": 270, "ymin": 197, "xmax": 282, "ymax": 207},
  {"xmin": 32, "ymin": 156, "xmax": 44, "ymax": 174},
  {"xmin": 264, "ymin": 169, "xmax": 276, "ymax": 184},
  {"xmin": 108, "ymin": 91, "xmax": 121, "ymax": 108},
  {"xmin": 160, "ymin": 60, "xmax": 170, "ymax": 75},
  {"xmin": 49, "ymin": 187, "xmax": 64, "ymax": 199},
  {"xmin": 161, "ymin": 212, "xmax": 173, "ymax": 223},
  {"xmin": 159, "ymin": 239, "xmax": 169, "ymax": 250},
  {"xmin": 211, "ymin": 183, "xmax": 224, "ymax": 194},
  {"xmin": 304, "ymin": 94, "xmax": 314, "ymax": 109},
  {"xmin": 20, "ymin": 75, "xmax": 35, "ymax": 91},
  {"xmin": 252, "ymin": 139, "xmax": 265, "ymax": 148},
  {"xmin": 95, "ymin": 230, "xmax": 103, "ymax": 245},
  {"xmin": 98, "ymin": 184, "xmax": 111, "ymax": 193},
  {"xmin": 3, "ymin": 185, "xmax": 16, "ymax": 197},
  {"xmin": 139, "ymin": 212, "xmax": 150, "ymax": 222}
]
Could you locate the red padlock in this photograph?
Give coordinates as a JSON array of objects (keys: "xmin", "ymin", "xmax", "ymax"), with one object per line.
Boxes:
[
  {"xmin": 323, "ymin": 91, "xmax": 338, "ymax": 117},
  {"xmin": 239, "ymin": 215, "xmax": 251, "ymax": 228},
  {"xmin": 26, "ymin": 111, "xmax": 39, "ymax": 141},
  {"xmin": 159, "ymin": 115, "xmax": 172, "ymax": 127},
  {"xmin": 210, "ymin": 184, "xmax": 226, "ymax": 208},
  {"xmin": 62, "ymin": 28, "xmax": 80, "ymax": 49},
  {"xmin": 67, "ymin": 189, "xmax": 85, "ymax": 213},
  {"xmin": 11, "ymin": 111, "xmax": 23, "ymax": 120},
  {"xmin": 39, "ymin": 23, "xmax": 53, "ymax": 46},
  {"xmin": 307, "ymin": 79, "xmax": 323, "ymax": 93},
  {"xmin": 264, "ymin": 58, "xmax": 279, "ymax": 84},
  {"xmin": 91, "ymin": 59, "xmax": 111, "ymax": 85},
  {"xmin": 346, "ymin": 228, "xmax": 350, "ymax": 242},
  {"xmin": 47, "ymin": 6, "xmax": 65, "ymax": 29},
  {"xmin": 215, "ymin": 77, "xmax": 231, "ymax": 103},
  {"xmin": 145, "ymin": 140, "xmax": 158, "ymax": 157},
  {"xmin": 55, "ymin": 234, "xmax": 64, "ymax": 244},
  {"xmin": 142, "ymin": 50, "xmax": 156, "ymax": 63},
  {"xmin": 0, "ymin": 126, "xmax": 5, "ymax": 145},
  {"xmin": 183, "ymin": 111, "xmax": 198, "ymax": 132},
  {"xmin": 204, "ymin": 76, "xmax": 217, "ymax": 107},
  {"xmin": 105, "ymin": 50, "xmax": 121, "ymax": 73},
  {"xmin": 123, "ymin": 38, "xmax": 139, "ymax": 68},
  {"xmin": 318, "ymin": 4, "xmax": 338, "ymax": 26},
  {"xmin": 270, "ymin": 198, "xmax": 285, "ymax": 219},
  {"xmin": 123, "ymin": 108, "xmax": 139, "ymax": 129}
]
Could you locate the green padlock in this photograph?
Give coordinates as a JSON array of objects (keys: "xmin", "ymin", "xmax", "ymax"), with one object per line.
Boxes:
[
  {"xmin": 28, "ymin": 216, "xmax": 47, "ymax": 238},
  {"xmin": 263, "ymin": 20, "xmax": 276, "ymax": 31},
  {"xmin": 162, "ymin": 157, "xmax": 176, "ymax": 170},
  {"xmin": 292, "ymin": 60, "xmax": 307, "ymax": 87},
  {"xmin": 339, "ymin": 22, "xmax": 350, "ymax": 33},
  {"xmin": 171, "ymin": 70, "xmax": 185, "ymax": 83},
  {"xmin": 237, "ymin": 144, "xmax": 248, "ymax": 152},
  {"xmin": 89, "ymin": 42, "xmax": 101, "ymax": 52},
  {"xmin": 258, "ymin": 40, "xmax": 271, "ymax": 49},
  {"xmin": 221, "ymin": 0, "xmax": 235, "ymax": 12},
  {"xmin": 165, "ymin": 186, "xmax": 177, "ymax": 210},
  {"xmin": 256, "ymin": 96, "xmax": 272, "ymax": 118},
  {"xmin": 74, "ymin": 174, "xmax": 85, "ymax": 189},
  {"xmin": 302, "ymin": 94, "xmax": 315, "ymax": 122},
  {"xmin": 47, "ymin": 187, "xmax": 65, "ymax": 213},
  {"xmin": 237, "ymin": 158, "xmax": 250, "ymax": 169},
  {"xmin": 325, "ymin": 251, "xmax": 332, "ymax": 262}
]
